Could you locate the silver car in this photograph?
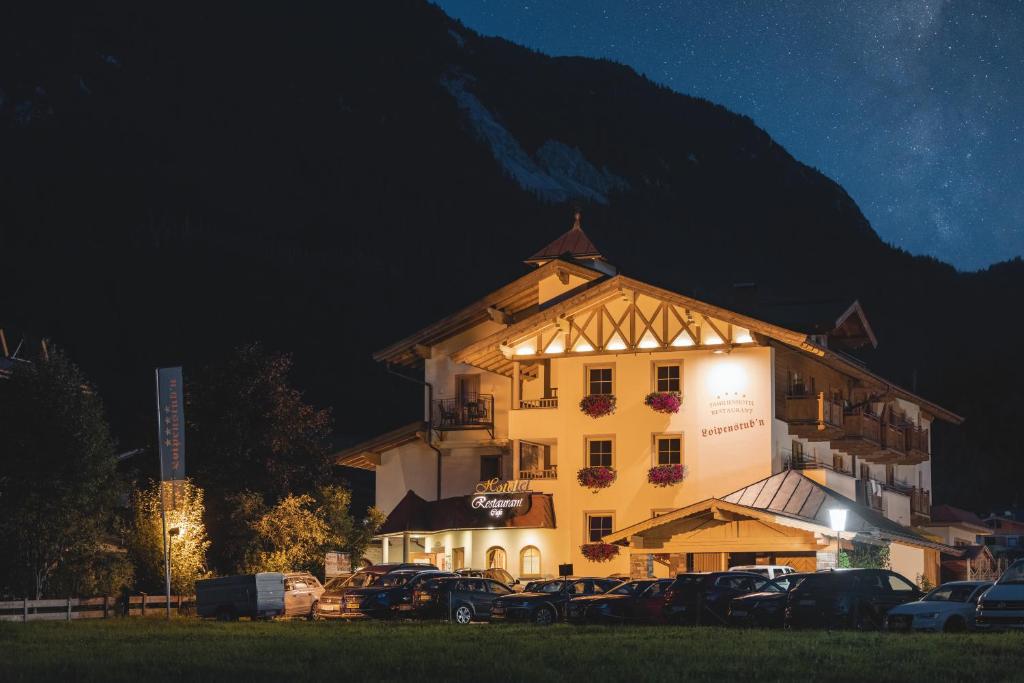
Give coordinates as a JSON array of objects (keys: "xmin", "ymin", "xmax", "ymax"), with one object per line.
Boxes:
[
  {"xmin": 284, "ymin": 571, "xmax": 325, "ymax": 619},
  {"xmin": 884, "ymin": 580, "xmax": 992, "ymax": 632}
]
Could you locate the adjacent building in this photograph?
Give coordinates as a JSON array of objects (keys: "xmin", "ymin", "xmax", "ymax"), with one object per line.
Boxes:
[{"xmin": 337, "ymin": 218, "xmax": 962, "ymax": 584}]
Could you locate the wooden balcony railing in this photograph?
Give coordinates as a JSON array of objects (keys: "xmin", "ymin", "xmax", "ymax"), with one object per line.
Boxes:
[
  {"xmin": 784, "ymin": 393, "xmax": 844, "ymax": 428},
  {"xmin": 859, "ymin": 478, "xmax": 886, "ymax": 513},
  {"xmin": 519, "ymin": 397, "xmax": 558, "ymax": 409},
  {"xmin": 518, "ymin": 466, "xmax": 558, "ymax": 480},
  {"xmin": 843, "ymin": 408, "xmax": 882, "ymax": 445},
  {"xmin": 780, "ymin": 450, "xmax": 853, "ymax": 476},
  {"xmin": 881, "ymin": 421, "xmax": 907, "ymax": 454},
  {"xmin": 911, "ymin": 487, "xmax": 931, "ymax": 517},
  {"xmin": 432, "ymin": 393, "xmax": 494, "ymax": 436},
  {"xmin": 906, "ymin": 425, "xmax": 930, "ymax": 456}
]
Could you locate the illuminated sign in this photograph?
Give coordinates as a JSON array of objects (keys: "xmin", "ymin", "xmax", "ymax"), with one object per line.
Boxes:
[
  {"xmin": 469, "ymin": 479, "xmax": 533, "ymax": 519},
  {"xmin": 474, "ymin": 478, "xmax": 533, "ymax": 494}
]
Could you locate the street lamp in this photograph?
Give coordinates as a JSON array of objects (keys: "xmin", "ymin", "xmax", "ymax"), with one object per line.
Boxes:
[{"xmin": 828, "ymin": 508, "xmax": 848, "ymax": 569}]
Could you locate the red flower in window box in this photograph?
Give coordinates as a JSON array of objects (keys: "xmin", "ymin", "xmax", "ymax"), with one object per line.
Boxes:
[
  {"xmin": 577, "ymin": 466, "xmax": 617, "ymax": 491},
  {"xmin": 648, "ymin": 464, "xmax": 687, "ymax": 487},
  {"xmin": 581, "ymin": 542, "xmax": 620, "ymax": 563},
  {"xmin": 644, "ymin": 391, "xmax": 682, "ymax": 414},
  {"xmin": 579, "ymin": 394, "xmax": 616, "ymax": 418}
]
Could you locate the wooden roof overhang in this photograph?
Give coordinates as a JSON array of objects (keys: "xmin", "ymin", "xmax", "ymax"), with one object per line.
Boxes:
[
  {"xmin": 333, "ymin": 420, "xmax": 428, "ymax": 470},
  {"xmin": 373, "ymin": 259, "xmax": 605, "ymax": 368},
  {"xmin": 449, "ymin": 274, "xmax": 828, "ymax": 376}
]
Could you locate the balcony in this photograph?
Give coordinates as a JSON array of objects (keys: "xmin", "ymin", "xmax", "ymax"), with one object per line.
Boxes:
[
  {"xmin": 905, "ymin": 425, "xmax": 930, "ymax": 464},
  {"xmin": 830, "ymin": 407, "xmax": 881, "ymax": 456},
  {"xmin": 784, "ymin": 392, "xmax": 845, "ymax": 441},
  {"xmin": 519, "ymin": 397, "xmax": 558, "ymax": 409},
  {"xmin": 858, "ymin": 478, "xmax": 886, "ymax": 514},
  {"xmin": 911, "ymin": 487, "xmax": 931, "ymax": 520},
  {"xmin": 518, "ymin": 466, "xmax": 558, "ymax": 480},
  {"xmin": 781, "ymin": 449, "xmax": 853, "ymax": 476},
  {"xmin": 432, "ymin": 393, "xmax": 494, "ymax": 438}
]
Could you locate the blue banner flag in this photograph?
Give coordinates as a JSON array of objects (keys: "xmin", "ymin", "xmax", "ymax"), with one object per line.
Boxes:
[{"xmin": 155, "ymin": 367, "xmax": 186, "ymax": 481}]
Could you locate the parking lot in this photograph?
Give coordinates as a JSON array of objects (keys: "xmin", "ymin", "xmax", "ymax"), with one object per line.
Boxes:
[{"xmin": 2, "ymin": 618, "xmax": 1023, "ymax": 682}]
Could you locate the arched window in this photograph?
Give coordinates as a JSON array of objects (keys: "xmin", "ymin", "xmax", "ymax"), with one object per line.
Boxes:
[
  {"xmin": 486, "ymin": 546, "xmax": 507, "ymax": 570},
  {"xmin": 520, "ymin": 546, "xmax": 541, "ymax": 577}
]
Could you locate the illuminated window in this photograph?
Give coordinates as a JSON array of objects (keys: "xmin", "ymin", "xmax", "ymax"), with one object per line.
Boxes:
[
  {"xmin": 655, "ymin": 435, "xmax": 682, "ymax": 465},
  {"xmin": 486, "ymin": 546, "xmax": 507, "ymax": 569},
  {"xmin": 586, "ymin": 513, "xmax": 614, "ymax": 543},
  {"xmin": 520, "ymin": 546, "xmax": 541, "ymax": 576},
  {"xmin": 654, "ymin": 362, "xmax": 681, "ymax": 393},
  {"xmin": 586, "ymin": 366, "xmax": 614, "ymax": 395},
  {"xmin": 586, "ymin": 437, "xmax": 614, "ymax": 468}
]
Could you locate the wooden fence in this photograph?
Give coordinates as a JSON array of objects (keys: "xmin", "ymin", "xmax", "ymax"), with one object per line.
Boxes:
[{"xmin": 0, "ymin": 594, "xmax": 195, "ymax": 622}]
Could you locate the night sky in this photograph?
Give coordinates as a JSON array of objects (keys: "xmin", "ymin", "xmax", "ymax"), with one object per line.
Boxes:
[{"xmin": 437, "ymin": 1, "xmax": 1024, "ymax": 271}]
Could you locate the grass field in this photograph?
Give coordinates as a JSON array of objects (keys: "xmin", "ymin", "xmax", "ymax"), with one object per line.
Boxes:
[{"xmin": 1, "ymin": 619, "xmax": 1023, "ymax": 682}]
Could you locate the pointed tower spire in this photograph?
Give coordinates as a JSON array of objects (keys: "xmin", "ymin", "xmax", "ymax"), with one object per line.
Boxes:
[{"xmin": 525, "ymin": 210, "xmax": 612, "ymax": 272}]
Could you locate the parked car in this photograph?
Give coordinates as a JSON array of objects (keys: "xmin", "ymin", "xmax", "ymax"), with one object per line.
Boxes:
[
  {"xmin": 663, "ymin": 572, "xmax": 768, "ymax": 625},
  {"xmin": 729, "ymin": 565, "xmax": 796, "ymax": 581},
  {"xmin": 315, "ymin": 562, "xmax": 437, "ymax": 619},
  {"xmin": 455, "ymin": 567, "xmax": 521, "ymax": 590},
  {"xmin": 785, "ymin": 569, "xmax": 923, "ymax": 630},
  {"xmin": 566, "ymin": 579, "xmax": 674, "ymax": 624},
  {"xmin": 975, "ymin": 558, "xmax": 1024, "ymax": 631},
  {"xmin": 490, "ymin": 577, "xmax": 621, "ymax": 625},
  {"xmin": 196, "ymin": 572, "xmax": 285, "ymax": 621},
  {"xmin": 884, "ymin": 581, "xmax": 993, "ymax": 632},
  {"xmin": 414, "ymin": 576, "xmax": 515, "ymax": 623},
  {"xmin": 337, "ymin": 569, "xmax": 456, "ymax": 619},
  {"xmin": 283, "ymin": 572, "xmax": 325, "ymax": 619},
  {"xmin": 727, "ymin": 573, "xmax": 810, "ymax": 628}
]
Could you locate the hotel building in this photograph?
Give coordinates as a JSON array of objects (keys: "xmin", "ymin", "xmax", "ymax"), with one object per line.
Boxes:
[{"xmin": 337, "ymin": 218, "xmax": 961, "ymax": 584}]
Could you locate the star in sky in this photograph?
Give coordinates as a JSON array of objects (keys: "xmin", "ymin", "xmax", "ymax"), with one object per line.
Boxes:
[{"xmin": 438, "ymin": 0, "xmax": 1024, "ymax": 270}]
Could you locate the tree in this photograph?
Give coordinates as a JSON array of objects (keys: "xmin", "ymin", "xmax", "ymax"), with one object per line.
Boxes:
[
  {"xmin": 316, "ymin": 485, "xmax": 386, "ymax": 567},
  {"xmin": 0, "ymin": 347, "xmax": 120, "ymax": 598},
  {"xmin": 840, "ymin": 543, "xmax": 891, "ymax": 570},
  {"xmin": 125, "ymin": 479, "xmax": 210, "ymax": 594},
  {"xmin": 246, "ymin": 494, "xmax": 328, "ymax": 573}
]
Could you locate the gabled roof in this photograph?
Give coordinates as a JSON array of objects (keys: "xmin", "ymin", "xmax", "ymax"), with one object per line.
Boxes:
[
  {"xmin": 373, "ymin": 258, "xmax": 604, "ymax": 367},
  {"xmin": 525, "ymin": 213, "xmax": 604, "ymax": 265},
  {"xmin": 377, "ymin": 490, "xmax": 556, "ymax": 535},
  {"xmin": 604, "ymin": 470, "xmax": 954, "ymax": 553},
  {"xmin": 333, "ymin": 421, "xmax": 427, "ymax": 470},
  {"xmin": 925, "ymin": 505, "xmax": 991, "ymax": 534}
]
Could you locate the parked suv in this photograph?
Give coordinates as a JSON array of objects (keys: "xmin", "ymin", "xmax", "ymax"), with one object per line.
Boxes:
[
  {"xmin": 491, "ymin": 577, "xmax": 620, "ymax": 625},
  {"xmin": 975, "ymin": 558, "xmax": 1024, "ymax": 631},
  {"xmin": 315, "ymin": 563, "xmax": 437, "ymax": 619},
  {"xmin": 727, "ymin": 573, "xmax": 810, "ymax": 628},
  {"xmin": 729, "ymin": 565, "xmax": 796, "ymax": 581},
  {"xmin": 663, "ymin": 572, "xmax": 768, "ymax": 625},
  {"xmin": 339, "ymin": 569, "xmax": 456, "ymax": 619},
  {"xmin": 283, "ymin": 572, "xmax": 325, "ymax": 619},
  {"xmin": 784, "ymin": 569, "xmax": 922, "ymax": 630},
  {"xmin": 455, "ymin": 568, "xmax": 521, "ymax": 590}
]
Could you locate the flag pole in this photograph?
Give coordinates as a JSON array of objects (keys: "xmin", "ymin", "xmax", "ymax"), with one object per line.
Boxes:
[{"xmin": 156, "ymin": 369, "xmax": 172, "ymax": 620}]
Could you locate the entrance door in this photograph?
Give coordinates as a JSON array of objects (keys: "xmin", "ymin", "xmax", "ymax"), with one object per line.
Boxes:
[{"xmin": 452, "ymin": 547, "xmax": 466, "ymax": 570}]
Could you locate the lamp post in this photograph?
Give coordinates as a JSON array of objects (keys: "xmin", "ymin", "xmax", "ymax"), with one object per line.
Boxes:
[
  {"xmin": 828, "ymin": 508, "xmax": 848, "ymax": 569},
  {"xmin": 167, "ymin": 526, "xmax": 180, "ymax": 619}
]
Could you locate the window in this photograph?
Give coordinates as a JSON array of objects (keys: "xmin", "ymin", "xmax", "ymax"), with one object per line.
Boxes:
[
  {"xmin": 452, "ymin": 547, "xmax": 465, "ymax": 570},
  {"xmin": 520, "ymin": 546, "xmax": 541, "ymax": 576},
  {"xmin": 586, "ymin": 513, "xmax": 614, "ymax": 542},
  {"xmin": 586, "ymin": 366, "xmax": 614, "ymax": 395},
  {"xmin": 587, "ymin": 438, "xmax": 614, "ymax": 468},
  {"xmin": 788, "ymin": 371, "xmax": 804, "ymax": 396},
  {"xmin": 886, "ymin": 573, "xmax": 917, "ymax": 593},
  {"xmin": 519, "ymin": 441, "xmax": 555, "ymax": 478},
  {"xmin": 488, "ymin": 581, "xmax": 512, "ymax": 595},
  {"xmin": 655, "ymin": 435, "xmax": 682, "ymax": 465},
  {"xmin": 654, "ymin": 362, "xmax": 681, "ymax": 393},
  {"xmin": 486, "ymin": 546, "xmax": 506, "ymax": 570}
]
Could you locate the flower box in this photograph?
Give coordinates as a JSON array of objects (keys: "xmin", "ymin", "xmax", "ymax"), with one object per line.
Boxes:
[
  {"xmin": 579, "ymin": 394, "xmax": 616, "ymax": 418},
  {"xmin": 644, "ymin": 391, "xmax": 682, "ymax": 414},
  {"xmin": 577, "ymin": 466, "xmax": 617, "ymax": 491},
  {"xmin": 648, "ymin": 464, "xmax": 687, "ymax": 487},
  {"xmin": 580, "ymin": 542, "xmax": 620, "ymax": 563}
]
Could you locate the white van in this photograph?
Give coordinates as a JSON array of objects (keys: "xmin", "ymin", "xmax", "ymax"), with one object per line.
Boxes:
[
  {"xmin": 728, "ymin": 565, "xmax": 796, "ymax": 581},
  {"xmin": 975, "ymin": 558, "xmax": 1024, "ymax": 631}
]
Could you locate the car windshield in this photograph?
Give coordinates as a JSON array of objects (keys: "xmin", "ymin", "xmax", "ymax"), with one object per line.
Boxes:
[
  {"xmin": 534, "ymin": 580, "xmax": 566, "ymax": 593},
  {"xmin": 923, "ymin": 585, "xmax": 976, "ymax": 602},
  {"xmin": 608, "ymin": 581, "xmax": 645, "ymax": 596},
  {"xmin": 375, "ymin": 573, "xmax": 413, "ymax": 587},
  {"xmin": 324, "ymin": 575, "xmax": 353, "ymax": 590},
  {"xmin": 998, "ymin": 560, "xmax": 1024, "ymax": 585}
]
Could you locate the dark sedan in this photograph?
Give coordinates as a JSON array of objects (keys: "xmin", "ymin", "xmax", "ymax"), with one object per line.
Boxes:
[
  {"xmin": 491, "ymin": 577, "xmax": 621, "ymax": 625},
  {"xmin": 727, "ymin": 573, "xmax": 810, "ymax": 628},
  {"xmin": 566, "ymin": 579, "xmax": 674, "ymax": 624},
  {"xmin": 339, "ymin": 569, "xmax": 456, "ymax": 619},
  {"xmin": 663, "ymin": 572, "xmax": 768, "ymax": 625},
  {"xmin": 413, "ymin": 577, "xmax": 514, "ymax": 623}
]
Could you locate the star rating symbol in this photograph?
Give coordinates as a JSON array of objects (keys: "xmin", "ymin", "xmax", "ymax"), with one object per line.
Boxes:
[
  {"xmin": 164, "ymin": 439, "xmax": 172, "ymax": 447},
  {"xmin": 164, "ymin": 405, "xmax": 170, "ymax": 414}
]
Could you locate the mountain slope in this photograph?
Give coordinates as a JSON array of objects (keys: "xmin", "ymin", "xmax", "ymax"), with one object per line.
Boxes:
[{"xmin": 1, "ymin": 0, "xmax": 1021, "ymax": 511}]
